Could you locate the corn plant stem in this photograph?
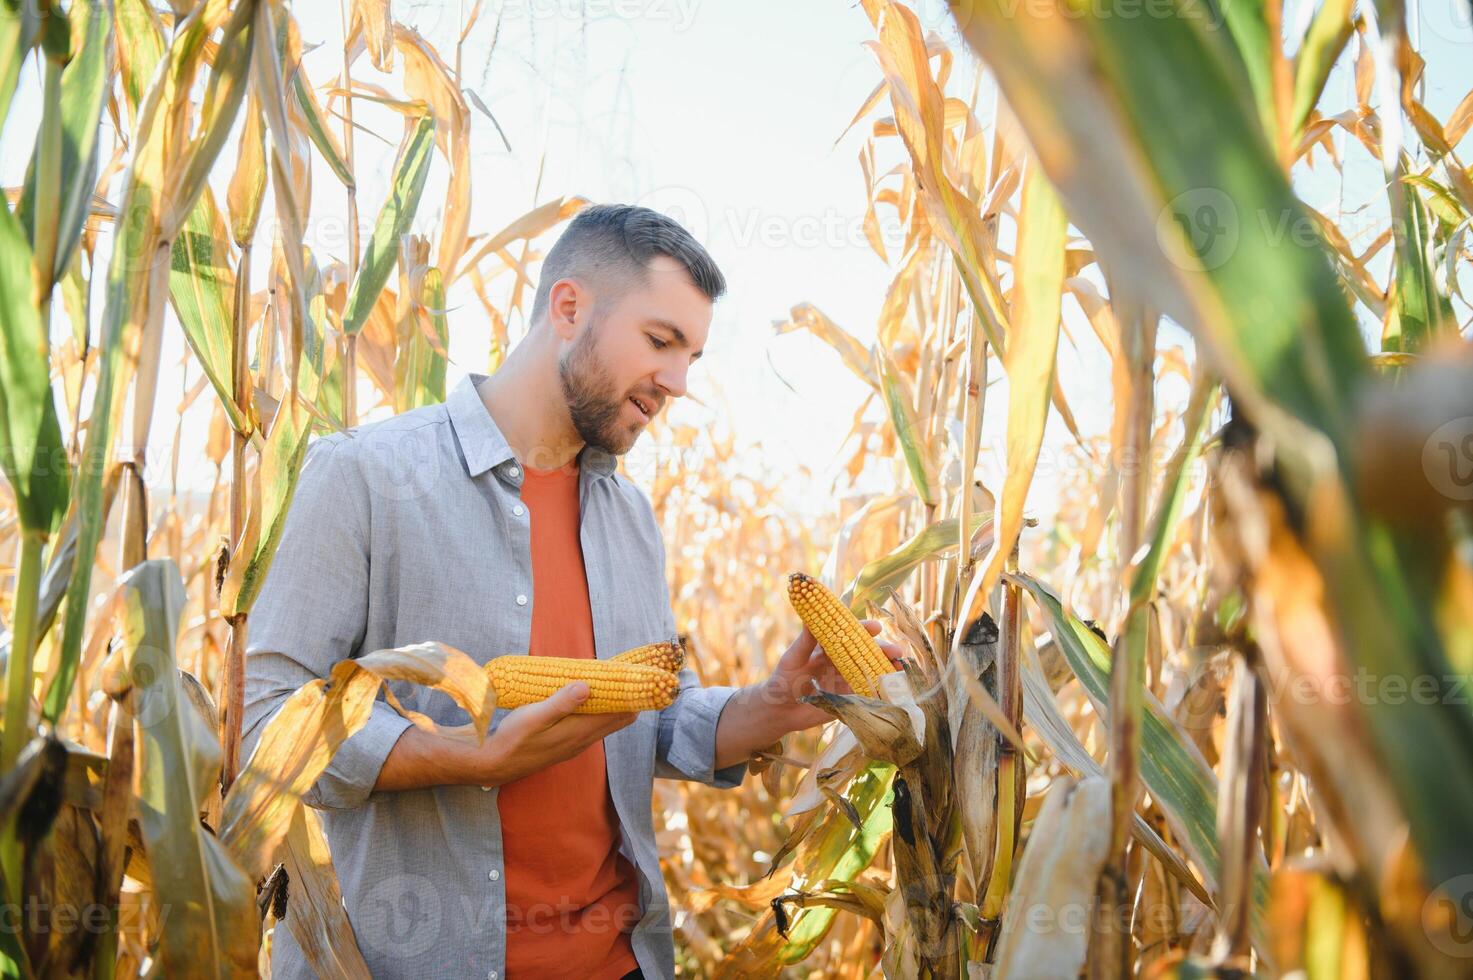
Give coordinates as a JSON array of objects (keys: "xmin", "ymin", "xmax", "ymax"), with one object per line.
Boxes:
[
  {"xmin": 1, "ymin": 532, "xmax": 45, "ymax": 900},
  {"xmin": 1086, "ymin": 301, "xmax": 1157, "ymax": 973},
  {"xmin": 230, "ymin": 250, "xmax": 252, "ymax": 537},
  {"xmin": 2, "ymin": 533, "xmax": 44, "ymax": 771},
  {"xmin": 343, "ymin": 334, "xmax": 358, "ymax": 427},
  {"xmin": 954, "ymin": 321, "xmax": 988, "ymax": 620},
  {"xmin": 11, "ymin": 43, "xmax": 60, "ymax": 775},
  {"xmin": 1117, "ymin": 300, "xmax": 1157, "ymax": 614},
  {"xmin": 1003, "ymin": 544, "xmax": 1024, "ymax": 830},
  {"xmin": 920, "ymin": 502, "xmax": 937, "ymax": 648},
  {"xmin": 222, "ymin": 624, "xmax": 247, "ymax": 791},
  {"xmin": 1092, "ymin": 606, "xmax": 1147, "ymax": 976},
  {"xmin": 91, "ymin": 698, "xmax": 134, "ymax": 980},
  {"xmin": 339, "ymin": 0, "xmax": 360, "ymax": 428},
  {"xmin": 980, "ymin": 542, "xmax": 1023, "ymax": 921},
  {"xmin": 119, "ymin": 462, "xmax": 145, "ymax": 569},
  {"xmin": 1212, "ymin": 651, "xmax": 1268, "ymax": 963},
  {"xmin": 220, "ymin": 248, "xmax": 253, "ymax": 793}
]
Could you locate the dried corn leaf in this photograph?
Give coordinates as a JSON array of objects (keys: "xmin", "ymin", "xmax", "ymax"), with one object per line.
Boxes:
[
  {"xmin": 107, "ymin": 560, "xmax": 258, "ymax": 977},
  {"xmin": 221, "ymin": 641, "xmax": 494, "ymax": 879}
]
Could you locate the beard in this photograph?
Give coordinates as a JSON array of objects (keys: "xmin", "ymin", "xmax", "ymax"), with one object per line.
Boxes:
[{"xmin": 557, "ymin": 322, "xmax": 646, "ymax": 456}]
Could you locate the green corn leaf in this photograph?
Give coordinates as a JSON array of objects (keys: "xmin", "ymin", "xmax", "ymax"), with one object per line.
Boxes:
[
  {"xmin": 1211, "ymin": 0, "xmax": 1280, "ymax": 138},
  {"xmin": 174, "ymin": 0, "xmax": 257, "ymax": 223},
  {"xmin": 341, "ymin": 112, "xmax": 436, "ymax": 336},
  {"xmin": 949, "ymin": 0, "xmax": 1367, "ymax": 464},
  {"xmin": 217, "ymin": 398, "xmax": 314, "ymax": 621},
  {"xmin": 47, "ymin": 0, "xmax": 259, "ymax": 725},
  {"xmin": 16, "ymin": 0, "xmax": 111, "ymax": 284},
  {"xmin": 395, "ymin": 266, "xmax": 450, "ymax": 412},
  {"xmin": 1290, "ymin": 0, "xmax": 1355, "ymax": 139},
  {"xmin": 221, "ymin": 248, "xmax": 337, "ymax": 618},
  {"xmin": 1383, "ymin": 163, "xmax": 1457, "ymax": 352},
  {"xmin": 299, "ymin": 252, "xmax": 340, "ymax": 415},
  {"xmin": 0, "ymin": 0, "xmax": 39, "ymax": 134},
  {"xmin": 875, "ymin": 348, "xmax": 938, "ymax": 508},
  {"xmin": 848, "ymin": 514, "xmax": 992, "ymax": 614},
  {"xmin": 170, "ymin": 190, "xmax": 249, "ymax": 434},
  {"xmin": 292, "ymin": 65, "xmax": 354, "ymax": 188},
  {"xmin": 1014, "ymin": 572, "xmax": 1270, "ymax": 951},
  {"xmin": 0, "ymin": 202, "xmax": 68, "ymax": 536},
  {"xmin": 950, "ymin": 0, "xmax": 1473, "ymax": 895},
  {"xmin": 113, "ymin": 0, "xmax": 163, "ymax": 117},
  {"xmin": 778, "ymin": 764, "xmax": 893, "ymax": 963},
  {"xmin": 1019, "ymin": 644, "xmax": 1215, "ymax": 909}
]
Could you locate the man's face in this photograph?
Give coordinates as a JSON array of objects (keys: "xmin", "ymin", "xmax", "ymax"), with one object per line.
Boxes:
[{"xmin": 557, "ymin": 255, "xmax": 711, "ymax": 456}]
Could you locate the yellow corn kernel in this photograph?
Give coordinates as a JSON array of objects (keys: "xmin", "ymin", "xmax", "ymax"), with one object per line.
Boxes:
[
  {"xmin": 610, "ymin": 639, "xmax": 686, "ymax": 673},
  {"xmin": 488, "ymin": 655, "xmax": 678, "ymax": 714},
  {"xmin": 787, "ymin": 572, "xmax": 897, "ymax": 698}
]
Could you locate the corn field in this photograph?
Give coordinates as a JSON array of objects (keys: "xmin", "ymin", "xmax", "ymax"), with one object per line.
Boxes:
[{"xmin": 0, "ymin": 0, "xmax": 1471, "ymax": 975}]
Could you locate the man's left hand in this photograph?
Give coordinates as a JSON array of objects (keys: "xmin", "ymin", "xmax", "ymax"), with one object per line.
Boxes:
[{"xmin": 760, "ymin": 620, "xmax": 906, "ymax": 731}]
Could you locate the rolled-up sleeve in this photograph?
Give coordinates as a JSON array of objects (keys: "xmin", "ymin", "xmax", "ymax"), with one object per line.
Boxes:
[
  {"xmin": 645, "ymin": 511, "xmax": 749, "ymax": 790},
  {"xmin": 240, "ymin": 434, "xmax": 412, "ymax": 811},
  {"xmin": 654, "ymin": 676, "xmax": 748, "ymax": 788}
]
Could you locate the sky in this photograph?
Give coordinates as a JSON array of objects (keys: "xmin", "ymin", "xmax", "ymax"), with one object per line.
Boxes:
[{"xmin": 1, "ymin": 0, "xmax": 1470, "ymax": 523}]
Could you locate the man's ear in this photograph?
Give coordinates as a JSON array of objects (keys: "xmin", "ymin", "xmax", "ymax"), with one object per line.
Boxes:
[{"xmin": 547, "ymin": 278, "xmax": 583, "ymax": 341}]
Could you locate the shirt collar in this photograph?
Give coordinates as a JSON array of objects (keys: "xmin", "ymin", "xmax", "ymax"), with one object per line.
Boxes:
[{"xmin": 447, "ymin": 373, "xmax": 617, "ymax": 481}]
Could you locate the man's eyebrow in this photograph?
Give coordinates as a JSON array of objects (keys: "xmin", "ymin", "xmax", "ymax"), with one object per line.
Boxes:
[{"xmin": 647, "ymin": 318, "xmax": 704, "ymax": 360}]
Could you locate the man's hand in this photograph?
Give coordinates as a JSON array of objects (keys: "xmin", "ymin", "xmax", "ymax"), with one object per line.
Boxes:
[
  {"xmin": 373, "ymin": 681, "xmax": 637, "ymax": 793},
  {"xmin": 760, "ymin": 620, "xmax": 906, "ymax": 731},
  {"xmin": 710, "ymin": 620, "xmax": 907, "ymax": 771},
  {"xmin": 476, "ymin": 682, "xmax": 637, "ymax": 786}
]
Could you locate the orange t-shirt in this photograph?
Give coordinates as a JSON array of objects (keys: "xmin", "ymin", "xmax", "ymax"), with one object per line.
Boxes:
[{"xmin": 497, "ymin": 459, "xmax": 643, "ymax": 980}]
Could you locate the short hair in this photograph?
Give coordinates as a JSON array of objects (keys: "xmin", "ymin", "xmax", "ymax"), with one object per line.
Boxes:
[{"xmin": 530, "ymin": 203, "xmax": 726, "ymax": 327}]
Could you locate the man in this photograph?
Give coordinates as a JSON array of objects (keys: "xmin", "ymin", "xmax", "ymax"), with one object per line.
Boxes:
[{"xmin": 242, "ymin": 203, "xmax": 900, "ymax": 979}]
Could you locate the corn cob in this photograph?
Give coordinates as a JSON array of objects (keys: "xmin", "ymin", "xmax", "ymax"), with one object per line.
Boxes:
[
  {"xmin": 787, "ymin": 572, "xmax": 898, "ymax": 698},
  {"xmin": 488, "ymin": 655, "xmax": 679, "ymax": 713},
  {"xmin": 610, "ymin": 638, "xmax": 686, "ymax": 673}
]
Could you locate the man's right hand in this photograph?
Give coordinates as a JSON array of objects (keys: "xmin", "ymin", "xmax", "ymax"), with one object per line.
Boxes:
[
  {"xmin": 372, "ymin": 682, "xmax": 638, "ymax": 794},
  {"xmin": 477, "ymin": 681, "xmax": 637, "ymax": 786}
]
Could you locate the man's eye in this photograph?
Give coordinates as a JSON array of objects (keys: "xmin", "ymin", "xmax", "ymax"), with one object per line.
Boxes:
[{"xmin": 647, "ymin": 335, "xmax": 668, "ymax": 350}]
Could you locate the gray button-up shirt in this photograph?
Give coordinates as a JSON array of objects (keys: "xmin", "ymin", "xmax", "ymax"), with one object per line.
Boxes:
[{"xmin": 242, "ymin": 372, "xmax": 749, "ymax": 979}]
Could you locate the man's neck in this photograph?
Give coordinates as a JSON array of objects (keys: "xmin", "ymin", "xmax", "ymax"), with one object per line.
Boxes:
[{"xmin": 477, "ymin": 364, "xmax": 585, "ymax": 471}]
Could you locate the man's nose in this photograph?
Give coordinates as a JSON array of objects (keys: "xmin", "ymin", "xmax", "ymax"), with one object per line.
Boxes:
[{"xmin": 654, "ymin": 363, "xmax": 688, "ymax": 399}]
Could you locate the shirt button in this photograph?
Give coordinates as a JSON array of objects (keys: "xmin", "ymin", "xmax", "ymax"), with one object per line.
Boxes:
[
  {"xmin": 488, "ymin": 972, "xmax": 498, "ymax": 980},
  {"xmin": 515, "ymin": 594, "xmax": 527, "ymax": 606},
  {"xmin": 488, "ymin": 869, "xmax": 500, "ymax": 881},
  {"xmin": 512, "ymin": 504, "xmax": 525, "ymax": 516},
  {"xmin": 508, "ymin": 465, "xmax": 520, "ymax": 477}
]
